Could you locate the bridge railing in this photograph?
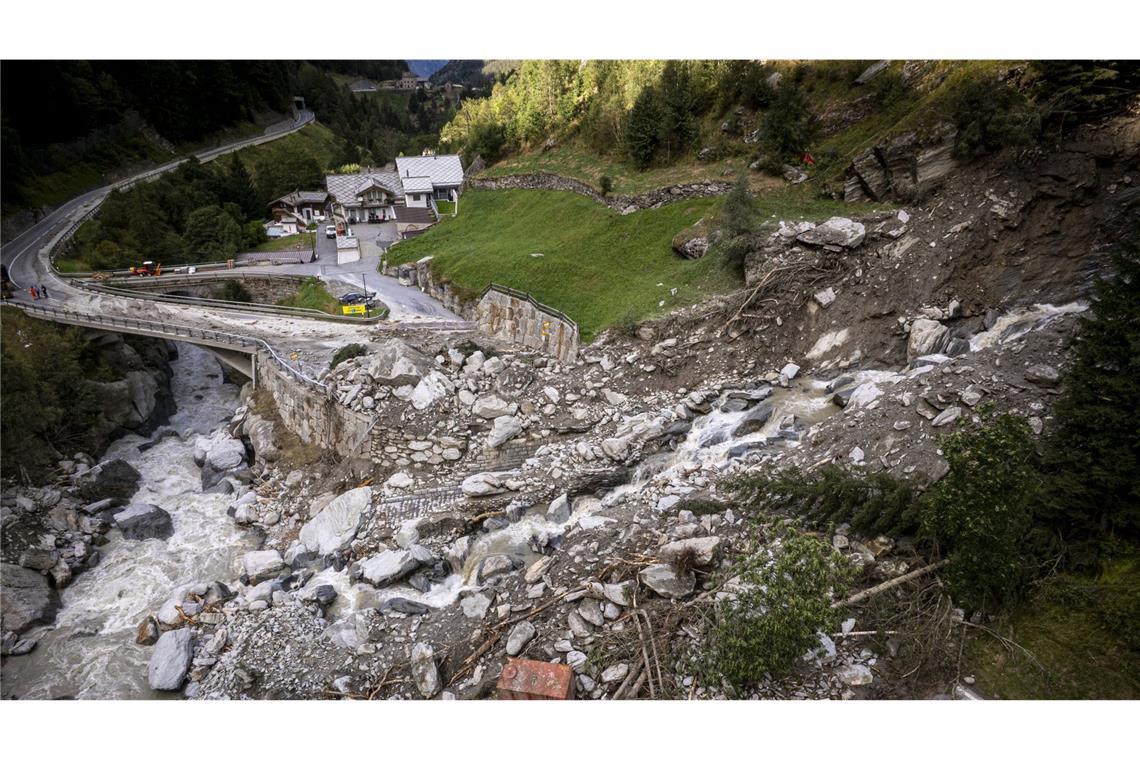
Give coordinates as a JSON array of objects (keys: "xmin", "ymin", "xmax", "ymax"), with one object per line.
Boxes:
[{"xmin": 5, "ymin": 300, "xmax": 327, "ymax": 390}]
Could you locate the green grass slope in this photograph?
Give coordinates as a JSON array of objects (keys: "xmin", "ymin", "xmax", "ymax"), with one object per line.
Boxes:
[{"xmin": 386, "ymin": 188, "xmax": 852, "ymax": 340}]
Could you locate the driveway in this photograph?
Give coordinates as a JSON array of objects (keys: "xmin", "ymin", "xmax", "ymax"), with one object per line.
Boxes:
[{"xmin": 255, "ymin": 221, "xmax": 460, "ymax": 323}]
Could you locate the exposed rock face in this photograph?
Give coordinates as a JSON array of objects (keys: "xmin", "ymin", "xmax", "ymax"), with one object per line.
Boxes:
[
  {"xmin": 1, "ymin": 563, "xmax": 60, "ymax": 634},
  {"xmin": 298, "ymin": 487, "xmax": 372, "ymax": 556},
  {"xmin": 148, "ymin": 628, "xmax": 194, "ymax": 690},
  {"xmin": 113, "ymin": 502, "xmax": 174, "ymax": 541},
  {"xmin": 845, "ymin": 125, "xmax": 958, "ymax": 202},
  {"xmin": 672, "ymin": 220, "xmax": 712, "ymax": 259}
]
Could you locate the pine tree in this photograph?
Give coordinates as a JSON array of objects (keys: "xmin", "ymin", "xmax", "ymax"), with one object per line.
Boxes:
[
  {"xmin": 658, "ymin": 61, "xmax": 699, "ymax": 160},
  {"xmin": 625, "ymin": 87, "xmax": 662, "ymax": 170}
]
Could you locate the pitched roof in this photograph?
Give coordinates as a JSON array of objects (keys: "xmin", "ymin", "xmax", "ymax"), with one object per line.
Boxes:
[
  {"xmin": 326, "ymin": 172, "xmax": 403, "ymax": 203},
  {"xmin": 395, "ymin": 154, "xmax": 464, "ymax": 188},
  {"xmin": 270, "ymin": 189, "xmax": 329, "ymax": 207},
  {"xmin": 401, "ymin": 175, "xmax": 434, "ymax": 194}
]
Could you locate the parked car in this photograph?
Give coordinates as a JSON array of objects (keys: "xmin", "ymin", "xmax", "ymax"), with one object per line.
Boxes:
[
  {"xmin": 337, "ymin": 292, "xmax": 376, "ymax": 305},
  {"xmin": 325, "ymin": 225, "xmax": 337, "ymax": 239}
]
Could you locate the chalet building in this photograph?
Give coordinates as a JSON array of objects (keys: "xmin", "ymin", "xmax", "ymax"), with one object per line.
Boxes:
[
  {"xmin": 324, "ymin": 154, "xmax": 464, "ymax": 234},
  {"xmin": 265, "ymin": 189, "xmax": 329, "ymax": 237}
]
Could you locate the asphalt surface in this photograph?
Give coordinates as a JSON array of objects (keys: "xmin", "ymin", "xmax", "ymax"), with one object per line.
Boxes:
[
  {"xmin": 252, "ymin": 222, "xmax": 461, "ymax": 322},
  {"xmin": 1, "ymin": 110, "xmax": 315, "ymax": 296}
]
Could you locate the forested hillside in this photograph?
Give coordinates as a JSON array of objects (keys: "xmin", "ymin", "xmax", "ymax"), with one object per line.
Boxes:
[
  {"xmin": 0, "ymin": 60, "xmax": 441, "ymax": 221},
  {"xmin": 442, "ymin": 60, "xmax": 1140, "ymax": 183}
]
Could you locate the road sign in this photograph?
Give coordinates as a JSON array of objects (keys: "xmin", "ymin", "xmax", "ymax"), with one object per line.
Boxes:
[{"xmin": 342, "ymin": 304, "xmax": 367, "ymax": 316}]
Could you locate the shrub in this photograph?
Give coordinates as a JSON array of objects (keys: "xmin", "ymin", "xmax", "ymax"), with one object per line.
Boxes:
[
  {"xmin": 726, "ymin": 465, "xmax": 923, "ymax": 537},
  {"xmin": 330, "ymin": 343, "xmax": 367, "ymax": 370},
  {"xmin": 617, "ymin": 309, "xmax": 639, "ymax": 338},
  {"xmin": 599, "ymin": 175, "xmax": 613, "ymax": 197},
  {"xmin": 760, "ymin": 81, "xmax": 817, "ymax": 161},
  {"xmin": 710, "ymin": 531, "xmax": 852, "ymax": 686},
  {"xmin": 920, "ymin": 413, "xmax": 1041, "ymax": 610},
  {"xmin": 951, "ymin": 77, "xmax": 1040, "ymax": 159}
]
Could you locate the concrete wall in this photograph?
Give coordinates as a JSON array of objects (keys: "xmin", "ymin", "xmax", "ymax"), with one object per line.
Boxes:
[
  {"xmin": 476, "ymin": 287, "xmax": 579, "ymax": 364},
  {"xmin": 254, "ymin": 351, "xmax": 372, "ymax": 461}
]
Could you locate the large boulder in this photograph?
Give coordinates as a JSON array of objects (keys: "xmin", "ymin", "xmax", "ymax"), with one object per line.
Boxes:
[
  {"xmin": 148, "ymin": 628, "xmax": 194, "ymax": 691},
  {"xmin": 242, "ymin": 550, "xmax": 285, "ymax": 584},
  {"xmin": 659, "ymin": 537, "xmax": 723, "ymax": 568},
  {"xmin": 299, "ymin": 486, "xmax": 372, "ymax": 556},
  {"xmin": 796, "ymin": 217, "xmax": 866, "ymax": 249},
  {"xmin": 472, "ymin": 395, "xmax": 512, "ymax": 419},
  {"xmin": 359, "ymin": 549, "xmax": 420, "ymax": 587},
  {"xmin": 73, "ymin": 458, "xmax": 140, "ymax": 502},
  {"xmin": 242, "ymin": 413, "xmax": 280, "ymax": 463},
  {"xmin": 639, "ymin": 563, "xmax": 696, "ymax": 599},
  {"xmin": 908, "ymin": 319, "xmax": 950, "ymax": 362},
  {"xmin": 462, "ymin": 472, "xmax": 508, "ymax": 497},
  {"xmin": 203, "ymin": 437, "xmax": 246, "ymax": 471},
  {"xmin": 1, "ymin": 563, "xmax": 60, "ymax": 634},
  {"xmin": 485, "ymin": 415, "xmax": 522, "ymax": 449},
  {"xmin": 731, "ymin": 401, "xmax": 774, "ymax": 437},
  {"xmin": 409, "ymin": 642, "xmax": 440, "ymax": 698},
  {"xmin": 114, "ymin": 503, "xmax": 174, "ymax": 541},
  {"xmin": 672, "ymin": 219, "xmax": 711, "ymax": 260},
  {"xmin": 367, "ymin": 340, "xmax": 433, "ymax": 386},
  {"xmin": 410, "ymin": 371, "xmax": 454, "ymax": 411}
]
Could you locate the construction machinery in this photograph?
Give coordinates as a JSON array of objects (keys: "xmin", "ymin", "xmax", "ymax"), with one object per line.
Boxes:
[{"xmin": 129, "ymin": 261, "xmax": 161, "ymax": 276}]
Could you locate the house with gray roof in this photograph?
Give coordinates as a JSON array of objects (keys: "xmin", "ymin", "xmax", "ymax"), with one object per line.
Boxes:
[
  {"xmin": 268, "ymin": 189, "xmax": 329, "ymax": 226},
  {"xmin": 325, "ymin": 154, "xmax": 465, "ymax": 231}
]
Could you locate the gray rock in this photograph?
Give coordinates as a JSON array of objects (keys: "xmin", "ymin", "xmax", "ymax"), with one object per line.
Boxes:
[
  {"xmin": 659, "ymin": 536, "xmax": 723, "ymax": 567},
  {"xmin": 472, "ymin": 395, "xmax": 512, "ymax": 419},
  {"xmin": 359, "ymin": 549, "xmax": 419, "ymax": 587},
  {"xmin": 505, "ymin": 621, "xmax": 536, "ymax": 656},
  {"xmin": 241, "ymin": 550, "xmax": 284, "ymax": 585},
  {"xmin": 546, "ymin": 493, "xmax": 571, "ymax": 524},
  {"xmin": 931, "ymin": 406, "xmax": 962, "ymax": 427},
  {"xmin": 836, "ymin": 663, "xmax": 874, "ymax": 686},
  {"xmin": 732, "ymin": 401, "xmax": 774, "ymax": 437},
  {"xmin": 478, "ymin": 554, "xmax": 515, "ymax": 582},
  {"xmin": 485, "ymin": 415, "xmax": 523, "ymax": 449},
  {"xmin": 461, "ymin": 592, "xmax": 492, "ymax": 619},
  {"xmin": 796, "ymin": 217, "xmax": 866, "ymax": 249},
  {"xmin": 1025, "ymin": 364, "xmax": 1060, "ymax": 387},
  {"xmin": 113, "ymin": 503, "xmax": 174, "ymax": 541},
  {"xmin": 908, "ymin": 319, "xmax": 950, "ymax": 362},
  {"xmin": 367, "ymin": 339, "xmax": 432, "ymax": 386},
  {"xmin": 601, "ymin": 663, "xmax": 630, "ymax": 683},
  {"xmin": 148, "ymin": 628, "xmax": 194, "ymax": 690},
  {"xmin": 1, "ymin": 563, "xmax": 60, "ymax": 634},
  {"xmin": 380, "ymin": 598, "xmax": 431, "ymax": 615},
  {"xmin": 410, "ymin": 371, "xmax": 454, "ymax": 411},
  {"xmin": 410, "ymin": 642, "xmax": 440, "ymax": 698},
  {"xmin": 73, "ymin": 458, "xmax": 140, "ymax": 502},
  {"xmin": 461, "ymin": 472, "xmax": 507, "ymax": 497},
  {"xmin": 639, "ymin": 563, "xmax": 696, "ymax": 599},
  {"xmin": 299, "ymin": 486, "xmax": 372, "ymax": 556},
  {"xmin": 204, "ymin": 437, "xmax": 246, "ymax": 471}
]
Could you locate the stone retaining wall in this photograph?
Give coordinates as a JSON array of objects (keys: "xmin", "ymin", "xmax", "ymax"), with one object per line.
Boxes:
[
  {"xmin": 254, "ymin": 352, "xmax": 371, "ymax": 461},
  {"xmin": 476, "ymin": 286, "xmax": 579, "ymax": 364},
  {"xmin": 467, "ymin": 173, "xmax": 732, "ymax": 213},
  {"xmin": 117, "ymin": 274, "xmax": 311, "ymax": 305}
]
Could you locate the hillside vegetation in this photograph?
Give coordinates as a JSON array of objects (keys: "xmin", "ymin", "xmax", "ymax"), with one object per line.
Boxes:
[
  {"xmin": 446, "ymin": 60, "xmax": 1139, "ymax": 194},
  {"xmin": 385, "ymin": 187, "xmax": 851, "ymax": 340}
]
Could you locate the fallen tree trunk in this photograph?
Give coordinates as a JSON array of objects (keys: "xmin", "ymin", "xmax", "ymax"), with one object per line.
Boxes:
[{"xmin": 833, "ymin": 559, "xmax": 950, "ymax": 609}]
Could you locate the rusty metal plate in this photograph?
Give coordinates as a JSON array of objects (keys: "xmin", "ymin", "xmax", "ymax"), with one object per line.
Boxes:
[{"xmin": 497, "ymin": 658, "xmax": 575, "ymax": 700}]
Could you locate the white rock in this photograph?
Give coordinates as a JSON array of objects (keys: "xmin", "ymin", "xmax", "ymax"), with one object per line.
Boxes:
[
  {"xmin": 410, "ymin": 371, "xmax": 454, "ymax": 410},
  {"xmin": 485, "ymin": 416, "xmax": 522, "ymax": 449},
  {"xmin": 298, "ymin": 487, "xmax": 372, "ymax": 556}
]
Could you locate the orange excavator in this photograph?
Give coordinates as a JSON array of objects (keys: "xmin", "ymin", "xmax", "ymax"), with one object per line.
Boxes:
[{"xmin": 129, "ymin": 260, "xmax": 162, "ymax": 276}]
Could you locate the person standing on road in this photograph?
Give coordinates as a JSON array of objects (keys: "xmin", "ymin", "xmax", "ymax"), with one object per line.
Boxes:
[
  {"xmin": 40, "ymin": 284, "xmax": 49, "ymax": 298},
  {"xmin": 28, "ymin": 286, "xmax": 38, "ymax": 300}
]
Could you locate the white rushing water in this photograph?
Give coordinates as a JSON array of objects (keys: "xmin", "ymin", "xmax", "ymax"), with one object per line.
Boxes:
[{"xmin": 3, "ymin": 344, "xmax": 255, "ymax": 700}]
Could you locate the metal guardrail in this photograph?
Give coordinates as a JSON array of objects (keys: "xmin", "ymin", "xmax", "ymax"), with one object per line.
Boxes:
[
  {"xmin": 480, "ymin": 282, "xmax": 580, "ymax": 338},
  {"xmin": 5, "ymin": 300, "xmax": 327, "ymax": 390}
]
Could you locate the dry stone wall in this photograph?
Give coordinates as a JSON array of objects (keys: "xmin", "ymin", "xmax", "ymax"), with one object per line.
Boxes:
[
  {"xmin": 476, "ymin": 286, "xmax": 579, "ymax": 364},
  {"xmin": 467, "ymin": 173, "xmax": 732, "ymax": 213}
]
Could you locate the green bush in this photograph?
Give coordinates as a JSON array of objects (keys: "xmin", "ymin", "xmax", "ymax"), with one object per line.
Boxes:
[
  {"xmin": 330, "ymin": 343, "xmax": 367, "ymax": 370},
  {"xmin": 710, "ymin": 531, "xmax": 852, "ymax": 687},
  {"xmin": 727, "ymin": 465, "xmax": 923, "ymax": 537},
  {"xmin": 951, "ymin": 77, "xmax": 1040, "ymax": 159},
  {"xmin": 599, "ymin": 175, "xmax": 613, "ymax": 196},
  {"xmin": 760, "ymin": 81, "xmax": 818, "ymax": 161},
  {"xmin": 920, "ymin": 413, "xmax": 1041, "ymax": 610}
]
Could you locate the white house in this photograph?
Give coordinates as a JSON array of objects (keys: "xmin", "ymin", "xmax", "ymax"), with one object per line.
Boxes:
[
  {"xmin": 325, "ymin": 154, "xmax": 465, "ymax": 230},
  {"xmin": 394, "ymin": 154, "xmax": 465, "ymax": 203}
]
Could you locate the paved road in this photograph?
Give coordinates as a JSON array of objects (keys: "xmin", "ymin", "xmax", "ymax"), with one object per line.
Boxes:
[
  {"xmin": 1, "ymin": 110, "xmax": 315, "ymax": 293},
  {"xmin": 248, "ymin": 222, "xmax": 460, "ymax": 322}
]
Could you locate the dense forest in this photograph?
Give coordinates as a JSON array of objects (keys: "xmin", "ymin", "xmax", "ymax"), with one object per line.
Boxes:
[{"xmin": 0, "ymin": 60, "xmax": 448, "ymax": 216}]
